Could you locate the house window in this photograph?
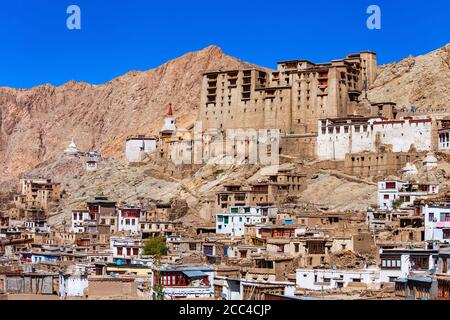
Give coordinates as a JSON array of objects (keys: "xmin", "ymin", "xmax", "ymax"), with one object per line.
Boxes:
[
  {"xmin": 126, "ymin": 248, "xmax": 132, "ymax": 256},
  {"xmin": 308, "ymin": 241, "xmax": 325, "ymax": 254},
  {"xmin": 443, "ymin": 229, "xmax": 450, "ymax": 239},
  {"xmin": 117, "ymin": 247, "xmax": 123, "ymax": 255},
  {"xmin": 381, "ymin": 256, "xmax": 401, "ymax": 269},
  {"xmin": 384, "ymin": 195, "xmax": 389, "ymax": 200},
  {"xmin": 410, "ymin": 255, "xmax": 429, "ymax": 270},
  {"xmin": 440, "ymin": 213, "xmax": 450, "ymax": 222},
  {"xmin": 294, "ymin": 243, "xmax": 299, "ymax": 253},
  {"xmin": 126, "ymin": 219, "xmax": 130, "ymax": 225},
  {"xmin": 429, "ymin": 213, "xmax": 434, "ymax": 222},
  {"xmin": 385, "ymin": 182, "xmax": 396, "ymax": 189},
  {"xmin": 277, "ymin": 244, "xmax": 284, "ymax": 253},
  {"xmin": 133, "ymin": 248, "xmax": 139, "ymax": 256}
]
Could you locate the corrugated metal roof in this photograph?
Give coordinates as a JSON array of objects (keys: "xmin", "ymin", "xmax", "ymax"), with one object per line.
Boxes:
[{"xmin": 182, "ymin": 270, "xmax": 207, "ymax": 278}]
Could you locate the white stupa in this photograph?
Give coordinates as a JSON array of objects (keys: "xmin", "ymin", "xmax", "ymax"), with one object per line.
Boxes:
[
  {"xmin": 64, "ymin": 138, "xmax": 80, "ymax": 156},
  {"xmin": 160, "ymin": 104, "xmax": 177, "ymax": 137},
  {"xmin": 423, "ymin": 152, "xmax": 438, "ymax": 170},
  {"xmin": 401, "ymin": 162, "xmax": 418, "ymax": 176}
]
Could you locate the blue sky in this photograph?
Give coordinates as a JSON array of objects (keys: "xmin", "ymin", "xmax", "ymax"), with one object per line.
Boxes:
[{"xmin": 0, "ymin": 0, "xmax": 448, "ymax": 88}]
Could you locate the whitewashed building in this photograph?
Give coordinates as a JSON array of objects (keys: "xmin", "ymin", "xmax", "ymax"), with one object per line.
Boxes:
[
  {"xmin": 125, "ymin": 136, "xmax": 157, "ymax": 163},
  {"xmin": 216, "ymin": 206, "xmax": 270, "ymax": 237},
  {"xmin": 118, "ymin": 206, "xmax": 142, "ymax": 234},
  {"xmin": 71, "ymin": 209, "xmax": 91, "ymax": 233},
  {"xmin": 379, "ymin": 248, "xmax": 438, "ymax": 283},
  {"xmin": 423, "ymin": 204, "xmax": 450, "ymax": 244},
  {"xmin": 317, "ymin": 117, "xmax": 432, "ymax": 161},
  {"xmin": 110, "ymin": 236, "xmax": 142, "ymax": 264},
  {"xmin": 59, "ymin": 266, "xmax": 89, "ymax": 298},
  {"xmin": 296, "ymin": 268, "xmax": 380, "ymax": 291},
  {"xmin": 378, "ymin": 180, "xmax": 439, "ymax": 210}
]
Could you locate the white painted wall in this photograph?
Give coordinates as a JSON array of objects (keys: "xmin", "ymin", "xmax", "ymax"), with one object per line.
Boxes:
[
  {"xmin": 423, "ymin": 205, "xmax": 450, "ymax": 244},
  {"xmin": 216, "ymin": 213, "xmax": 267, "ymax": 237},
  {"xmin": 296, "ymin": 269, "xmax": 379, "ymax": 291},
  {"xmin": 125, "ymin": 138, "xmax": 157, "ymax": 163},
  {"xmin": 317, "ymin": 119, "xmax": 432, "ymax": 161}
]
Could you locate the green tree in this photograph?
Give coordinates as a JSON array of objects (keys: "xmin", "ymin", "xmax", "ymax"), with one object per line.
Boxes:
[
  {"xmin": 143, "ymin": 237, "xmax": 168, "ymax": 258},
  {"xmin": 392, "ymin": 198, "xmax": 404, "ymax": 209}
]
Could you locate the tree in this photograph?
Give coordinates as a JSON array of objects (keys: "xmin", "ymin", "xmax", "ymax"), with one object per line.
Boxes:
[
  {"xmin": 143, "ymin": 237, "xmax": 168, "ymax": 300},
  {"xmin": 143, "ymin": 237, "xmax": 168, "ymax": 258},
  {"xmin": 392, "ymin": 198, "xmax": 404, "ymax": 210}
]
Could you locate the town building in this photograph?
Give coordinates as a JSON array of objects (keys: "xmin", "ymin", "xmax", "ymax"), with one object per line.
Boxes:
[
  {"xmin": 151, "ymin": 265, "xmax": 214, "ymax": 299},
  {"xmin": 379, "ymin": 248, "xmax": 438, "ymax": 283},
  {"xmin": 216, "ymin": 206, "xmax": 270, "ymax": 237},
  {"xmin": 377, "ymin": 180, "xmax": 439, "ymax": 210},
  {"xmin": 422, "ymin": 202, "xmax": 450, "ymax": 244},
  {"xmin": 295, "ymin": 268, "xmax": 380, "ymax": 291}
]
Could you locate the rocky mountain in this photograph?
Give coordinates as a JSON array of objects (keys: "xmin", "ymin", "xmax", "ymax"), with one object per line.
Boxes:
[
  {"xmin": 1, "ymin": 43, "xmax": 449, "ymax": 185},
  {"xmin": 368, "ymin": 43, "xmax": 450, "ymax": 109},
  {"xmin": 0, "ymin": 45, "xmax": 255, "ymax": 182}
]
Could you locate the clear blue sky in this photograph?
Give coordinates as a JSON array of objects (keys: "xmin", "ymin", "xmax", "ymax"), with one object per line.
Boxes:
[{"xmin": 1, "ymin": 0, "xmax": 448, "ymax": 88}]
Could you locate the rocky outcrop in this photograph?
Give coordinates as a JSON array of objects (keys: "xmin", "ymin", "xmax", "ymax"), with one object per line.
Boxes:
[{"xmin": 369, "ymin": 43, "xmax": 450, "ymax": 110}]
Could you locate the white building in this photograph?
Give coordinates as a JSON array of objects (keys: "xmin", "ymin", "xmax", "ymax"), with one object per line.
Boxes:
[
  {"xmin": 71, "ymin": 209, "xmax": 91, "ymax": 233},
  {"xmin": 423, "ymin": 204, "xmax": 450, "ymax": 244},
  {"xmin": 317, "ymin": 117, "xmax": 432, "ymax": 161},
  {"xmin": 110, "ymin": 236, "xmax": 142, "ymax": 264},
  {"xmin": 378, "ymin": 180, "xmax": 405, "ymax": 209},
  {"xmin": 118, "ymin": 206, "xmax": 142, "ymax": 234},
  {"xmin": 216, "ymin": 206, "xmax": 269, "ymax": 237},
  {"xmin": 59, "ymin": 266, "xmax": 89, "ymax": 298},
  {"xmin": 295, "ymin": 268, "xmax": 380, "ymax": 291},
  {"xmin": 125, "ymin": 136, "xmax": 157, "ymax": 163},
  {"xmin": 378, "ymin": 180, "xmax": 439, "ymax": 210},
  {"xmin": 85, "ymin": 159, "xmax": 98, "ymax": 171},
  {"xmin": 379, "ymin": 248, "xmax": 438, "ymax": 283}
]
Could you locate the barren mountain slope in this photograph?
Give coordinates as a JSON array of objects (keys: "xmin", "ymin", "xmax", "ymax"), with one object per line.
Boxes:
[
  {"xmin": 369, "ymin": 43, "xmax": 450, "ymax": 109},
  {"xmin": 0, "ymin": 46, "xmax": 256, "ymax": 182}
]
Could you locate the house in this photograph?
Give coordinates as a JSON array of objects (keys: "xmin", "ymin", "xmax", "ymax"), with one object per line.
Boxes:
[
  {"xmin": 151, "ymin": 265, "xmax": 214, "ymax": 299},
  {"xmin": 110, "ymin": 236, "xmax": 142, "ymax": 265},
  {"xmin": 378, "ymin": 180, "xmax": 439, "ymax": 209},
  {"xmin": 379, "ymin": 248, "xmax": 438, "ymax": 283},
  {"xmin": 422, "ymin": 203, "xmax": 450, "ymax": 244},
  {"xmin": 295, "ymin": 268, "xmax": 380, "ymax": 291},
  {"xmin": 118, "ymin": 206, "xmax": 142, "ymax": 234},
  {"xmin": 216, "ymin": 206, "xmax": 269, "ymax": 237},
  {"xmin": 59, "ymin": 265, "xmax": 89, "ymax": 298},
  {"xmin": 71, "ymin": 208, "xmax": 91, "ymax": 233}
]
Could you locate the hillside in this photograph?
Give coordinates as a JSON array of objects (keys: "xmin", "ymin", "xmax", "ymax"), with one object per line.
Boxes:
[
  {"xmin": 0, "ymin": 45, "xmax": 255, "ymax": 182},
  {"xmin": 368, "ymin": 43, "xmax": 450, "ymax": 109}
]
